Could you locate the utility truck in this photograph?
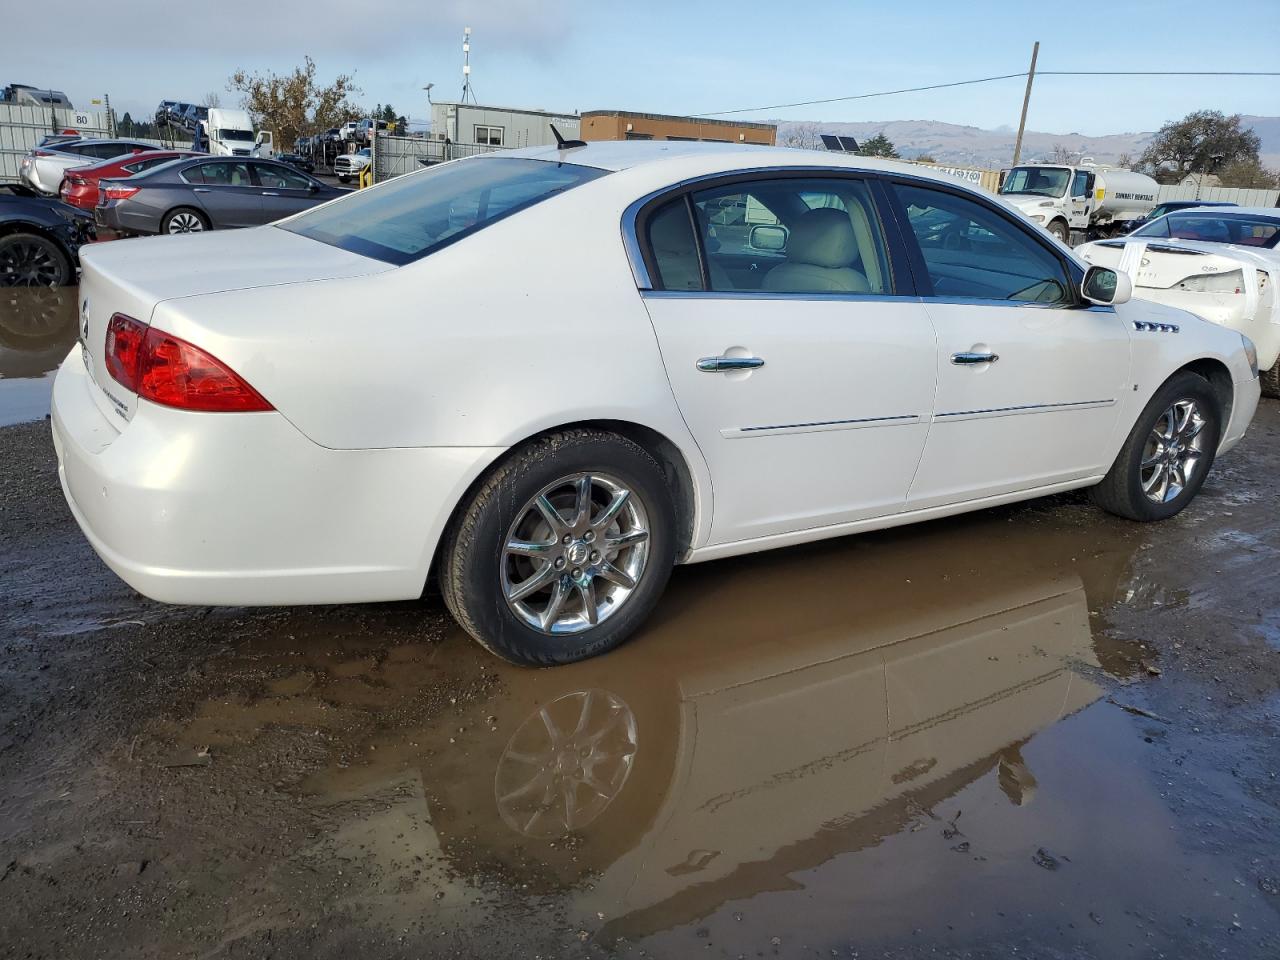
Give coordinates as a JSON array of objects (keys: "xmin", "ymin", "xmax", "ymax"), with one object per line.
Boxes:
[
  {"xmin": 201, "ymin": 108, "xmax": 272, "ymax": 158},
  {"xmin": 999, "ymin": 161, "xmax": 1159, "ymax": 245}
]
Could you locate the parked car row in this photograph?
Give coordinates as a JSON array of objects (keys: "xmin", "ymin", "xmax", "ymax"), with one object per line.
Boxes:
[
  {"xmin": 49, "ymin": 142, "xmax": 1262, "ymax": 668},
  {"xmin": 154, "ymin": 101, "xmax": 209, "ymax": 134},
  {"xmin": 20, "ymin": 138, "xmax": 155, "ymax": 195}
]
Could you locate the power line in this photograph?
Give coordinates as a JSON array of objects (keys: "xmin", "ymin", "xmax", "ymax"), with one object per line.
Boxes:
[{"xmin": 699, "ymin": 70, "xmax": 1280, "ymax": 118}]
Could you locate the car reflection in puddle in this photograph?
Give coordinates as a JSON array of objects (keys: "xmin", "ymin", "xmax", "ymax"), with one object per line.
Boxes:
[
  {"xmin": 172, "ymin": 515, "xmax": 1265, "ymax": 952},
  {"xmin": 0, "ymin": 286, "xmax": 78, "ymax": 426}
]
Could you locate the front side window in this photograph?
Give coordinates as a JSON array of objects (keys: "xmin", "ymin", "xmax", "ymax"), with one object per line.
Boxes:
[
  {"xmin": 690, "ymin": 177, "xmax": 892, "ymax": 295},
  {"xmin": 895, "ymin": 182, "xmax": 1070, "ymax": 303},
  {"xmin": 1071, "ymin": 170, "xmax": 1090, "ymax": 199},
  {"xmin": 254, "ymin": 164, "xmax": 312, "ymax": 190},
  {"xmin": 281, "ymin": 156, "xmax": 606, "ymax": 265}
]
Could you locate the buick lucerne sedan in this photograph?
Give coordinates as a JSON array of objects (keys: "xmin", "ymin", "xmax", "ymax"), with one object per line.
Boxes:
[{"xmin": 51, "ymin": 142, "xmax": 1261, "ymax": 665}]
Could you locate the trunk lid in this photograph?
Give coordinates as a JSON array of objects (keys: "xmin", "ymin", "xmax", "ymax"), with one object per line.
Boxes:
[
  {"xmin": 77, "ymin": 226, "xmax": 393, "ymax": 426},
  {"xmin": 1081, "ymin": 237, "xmax": 1271, "ymax": 291}
]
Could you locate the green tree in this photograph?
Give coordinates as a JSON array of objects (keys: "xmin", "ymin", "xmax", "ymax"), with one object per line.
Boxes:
[
  {"xmin": 228, "ymin": 56, "xmax": 363, "ymax": 147},
  {"xmin": 1139, "ymin": 110, "xmax": 1261, "ymax": 180},
  {"xmin": 860, "ymin": 132, "xmax": 900, "ymax": 159},
  {"xmin": 119, "ymin": 111, "xmax": 134, "ymax": 136},
  {"xmin": 913, "ymin": 153, "xmax": 938, "ymax": 163},
  {"xmin": 1217, "ymin": 157, "xmax": 1280, "ymax": 189}
]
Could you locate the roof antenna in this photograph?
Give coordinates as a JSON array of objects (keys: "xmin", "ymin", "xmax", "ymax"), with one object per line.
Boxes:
[{"xmin": 550, "ymin": 123, "xmax": 586, "ymax": 150}]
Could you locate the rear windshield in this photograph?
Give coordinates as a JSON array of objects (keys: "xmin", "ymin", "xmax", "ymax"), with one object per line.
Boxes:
[
  {"xmin": 281, "ymin": 157, "xmax": 607, "ymax": 265},
  {"xmin": 1134, "ymin": 212, "xmax": 1280, "ymax": 248}
]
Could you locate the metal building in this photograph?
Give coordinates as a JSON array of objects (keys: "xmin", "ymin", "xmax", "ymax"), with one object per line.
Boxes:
[{"xmin": 429, "ymin": 102, "xmax": 579, "ymax": 149}]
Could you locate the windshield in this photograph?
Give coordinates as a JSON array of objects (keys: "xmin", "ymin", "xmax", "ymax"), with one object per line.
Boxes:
[
  {"xmin": 1000, "ymin": 167, "xmax": 1070, "ymax": 198},
  {"xmin": 282, "ymin": 157, "xmax": 607, "ymax": 265},
  {"xmin": 217, "ymin": 128, "xmax": 255, "ymax": 141},
  {"xmin": 1133, "ymin": 212, "xmax": 1280, "ymax": 248}
]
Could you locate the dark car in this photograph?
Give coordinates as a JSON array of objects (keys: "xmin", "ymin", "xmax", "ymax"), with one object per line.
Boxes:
[
  {"xmin": 275, "ymin": 152, "xmax": 316, "ymax": 174},
  {"xmin": 94, "ymin": 156, "xmax": 350, "ymax": 235},
  {"xmin": 180, "ymin": 104, "xmax": 209, "ymax": 131},
  {"xmin": 1133, "ymin": 200, "xmax": 1237, "ymax": 227},
  {"xmin": 0, "ymin": 183, "xmax": 95, "ymax": 286}
]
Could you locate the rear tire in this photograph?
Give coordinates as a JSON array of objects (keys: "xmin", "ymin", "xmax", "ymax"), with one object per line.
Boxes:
[
  {"xmin": 0, "ymin": 232, "xmax": 72, "ymax": 287},
  {"xmin": 440, "ymin": 429, "xmax": 677, "ymax": 666},
  {"xmin": 1261, "ymin": 357, "xmax": 1280, "ymax": 400},
  {"xmin": 1090, "ymin": 371, "xmax": 1221, "ymax": 522},
  {"xmin": 162, "ymin": 207, "xmax": 209, "ymax": 234}
]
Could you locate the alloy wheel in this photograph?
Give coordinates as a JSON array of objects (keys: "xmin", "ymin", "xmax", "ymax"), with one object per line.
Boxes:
[
  {"xmin": 0, "ymin": 238, "xmax": 63, "ymax": 287},
  {"xmin": 168, "ymin": 212, "xmax": 205, "ymax": 233},
  {"xmin": 1140, "ymin": 398, "xmax": 1207, "ymax": 504},
  {"xmin": 501, "ymin": 472, "xmax": 650, "ymax": 635}
]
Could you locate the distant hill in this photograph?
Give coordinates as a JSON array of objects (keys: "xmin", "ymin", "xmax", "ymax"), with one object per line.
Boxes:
[{"xmin": 775, "ymin": 116, "xmax": 1280, "ymax": 170}]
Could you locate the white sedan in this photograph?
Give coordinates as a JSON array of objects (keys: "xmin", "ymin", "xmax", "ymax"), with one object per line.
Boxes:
[
  {"xmin": 51, "ymin": 142, "xmax": 1261, "ymax": 665},
  {"xmin": 1077, "ymin": 207, "xmax": 1280, "ymax": 397}
]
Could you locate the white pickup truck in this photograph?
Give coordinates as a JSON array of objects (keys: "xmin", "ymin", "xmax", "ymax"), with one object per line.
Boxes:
[{"xmin": 999, "ymin": 162, "xmax": 1159, "ymax": 246}]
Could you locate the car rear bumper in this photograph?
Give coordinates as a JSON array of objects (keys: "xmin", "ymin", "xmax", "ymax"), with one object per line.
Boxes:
[
  {"xmin": 51, "ymin": 348, "xmax": 503, "ymax": 606},
  {"xmin": 94, "ymin": 203, "xmax": 158, "ymax": 235}
]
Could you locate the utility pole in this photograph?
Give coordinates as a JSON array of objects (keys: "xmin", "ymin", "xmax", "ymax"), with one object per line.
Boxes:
[
  {"xmin": 461, "ymin": 27, "xmax": 475, "ymax": 104},
  {"xmin": 1011, "ymin": 41, "xmax": 1039, "ymax": 167}
]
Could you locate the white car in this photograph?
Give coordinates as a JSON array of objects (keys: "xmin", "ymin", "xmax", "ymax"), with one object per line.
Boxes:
[
  {"xmin": 51, "ymin": 143, "xmax": 1261, "ymax": 665},
  {"xmin": 334, "ymin": 148, "xmax": 371, "ymax": 182},
  {"xmin": 1077, "ymin": 207, "xmax": 1280, "ymax": 396},
  {"xmin": 19, "ymin": 138, "xmax": 154, "ymax": 195}
]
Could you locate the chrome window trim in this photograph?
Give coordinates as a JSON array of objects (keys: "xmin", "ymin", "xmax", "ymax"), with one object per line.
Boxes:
[
  {"xmin": 642, "ymin": 290, "xmax": 922, "ymax": 304},
  {"xmin": 722, "ymin": 414, "xmax": 921, "ymax": 439},
  {"xmin": 934, "ymin": 398, "xmax": 1116, "ymax": 423}
]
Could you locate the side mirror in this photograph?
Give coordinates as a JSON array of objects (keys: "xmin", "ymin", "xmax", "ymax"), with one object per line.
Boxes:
[
  {"xmin": 308, "ymin": 183, "xmax": 319, "ymax": 193},
  {"xmin": 749, "ymin": 224, "xmax": 788, "ymax": 252},
  {"xmin": 1081, "ymin": 265, "xmax": 1132, "ymax": 306}
]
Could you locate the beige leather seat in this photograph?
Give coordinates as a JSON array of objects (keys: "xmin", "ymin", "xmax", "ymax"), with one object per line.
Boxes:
[
  {"xmin": 762, "ymin": 207, "xmax": 870, "ymax": 293},
  {"xmin": 649, "ymin": 204, "xmax": 731, "ymax": 291}
]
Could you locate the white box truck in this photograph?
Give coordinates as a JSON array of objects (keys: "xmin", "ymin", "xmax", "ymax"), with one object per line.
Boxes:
[{"xmin": 999, "ymin": 161, "xmax": 1159, "ymax": 245}]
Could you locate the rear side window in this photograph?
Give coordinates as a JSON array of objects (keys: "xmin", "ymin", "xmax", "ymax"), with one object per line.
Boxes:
[
  {"xmin": 645, "ymin": 199, "xmax": 703, "ymax": 291},
  {"xmin": 282, "ymin": 157, "xmax": 607, "ymax": 265},
  {"xmin": 182, "ymin": 162, "xmax": 252, "ymax": 186}
]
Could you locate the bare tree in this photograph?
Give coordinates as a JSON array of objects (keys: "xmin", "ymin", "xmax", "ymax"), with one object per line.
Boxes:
[
  {"xmin": 1049, "ymin": 142, "xmax": 1074, "ymax": 164},
  {"xmin": 781, "ymin": 122, "xmax": 823, "ymax": 151},
  {"xmin": 1115, "ymin": 152, "xmax": 1134, "ymax": 170},
  {"xmin": 203, "ymin": 91, "xmax": 222, "ymax": 108}
]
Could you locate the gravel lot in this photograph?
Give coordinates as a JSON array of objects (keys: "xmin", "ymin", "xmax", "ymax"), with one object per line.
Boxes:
[{"xmin": 1, "ymin": 372, "xmax": 1279, "ymax": 957}]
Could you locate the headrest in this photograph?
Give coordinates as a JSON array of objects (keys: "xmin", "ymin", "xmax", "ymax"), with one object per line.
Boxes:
[
  {"xmin": 650, "ymin": 206, "xmax": 694, "ymax": 254},
  {"xmin": 787, "ymin": 208, "xmax": 857, "ymax": 269}
]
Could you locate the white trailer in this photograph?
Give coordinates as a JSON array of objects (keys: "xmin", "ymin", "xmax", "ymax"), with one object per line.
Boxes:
[{"xmin": 999, "ymin": 162, "xmax": 1159, "ymax": 245}]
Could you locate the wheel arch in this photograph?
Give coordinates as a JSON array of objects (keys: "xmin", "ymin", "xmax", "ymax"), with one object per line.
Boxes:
[
  {"xmin": 428, "ymin": 418, "xmax": 705, "ymax": 592},
  {"xmin": 0, "ymin": 222, "xmax": 74, "ymax": 277},
  {"xmin": 1178, "ymin": 357, "xmax": 1234, "ymax": 432}
]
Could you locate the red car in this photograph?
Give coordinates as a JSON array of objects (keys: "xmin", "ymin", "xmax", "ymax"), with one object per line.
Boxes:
[{"xmin": 60, "ymin": 150, "xmax": 199, "ymax": 211}]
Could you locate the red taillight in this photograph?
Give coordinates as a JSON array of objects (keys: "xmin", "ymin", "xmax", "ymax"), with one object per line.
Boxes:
[
  {"xmin": 105, "ymin": 313, "xmax": 272, "ymax": 413},
  {"xmin": 64, "ymin": 174, "xmax": 85, "ymax": 186},
  {"xmin": 33, "ymin": 149, "xmax": 54, "ymax": 157},
  {"xmin": 103, "ymin": 184, "xmax": 139, "ymax": 201}
]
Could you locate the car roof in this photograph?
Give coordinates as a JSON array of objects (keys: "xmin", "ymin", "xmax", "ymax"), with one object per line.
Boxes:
[{"xmin": 501, "ymin": 140, "xmax": 969, "ymax": 185}]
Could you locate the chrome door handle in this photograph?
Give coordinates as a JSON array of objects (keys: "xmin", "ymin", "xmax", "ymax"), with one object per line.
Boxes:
[
  {"xmin": 951, "ymin": 352, "xmax": 999, "ymax": 365},
  {"xmin": 192, "ymin": 187, "xmax": 210, "ymax": 193},
  {"xmin": 697, "ymin": 356, "xmax": 765, "ymax": 373},
  {"xmin": 261, "ymin": 191, "xmax": 279, "ymax": 196}
]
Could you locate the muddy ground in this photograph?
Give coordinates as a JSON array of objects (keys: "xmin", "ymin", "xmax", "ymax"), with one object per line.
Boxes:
[{"xmin": 2, "ymin": 294, "xmax": 1280, "ymax": 957}]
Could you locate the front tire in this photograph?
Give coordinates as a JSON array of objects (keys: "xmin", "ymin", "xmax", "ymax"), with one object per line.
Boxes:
[
  {"xmin": 1261, "ymin": 357, "xmax": 1280, "ymax": 400},
  {"xmin": 440, "ymin": 429, "xmax": 677, "ymax": 666},
  {"xmin": 1047, "ymin": 219, "xmax": 1069, "ymax": 243},
  {"xmin": 162, "ymin": 207, "xmax": 209, "ymax": 234},
  {"xmin": 0, "ymin": 232, "xmax": 72, "ymax": 287},
  {"xmin": 1090, "ymin": 371, "xmax": 1221, "ymax": 521}
]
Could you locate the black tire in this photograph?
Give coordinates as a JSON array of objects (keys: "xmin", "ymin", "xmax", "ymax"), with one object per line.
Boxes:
[
  {"xmin": 1261, "ymin": 357, "xmax": 1280, "ymax": 400},
  {"xmin": 1090, "ymin": 370, "xmax": 1222, "ymax": 522},
  {"xmin": 0, "ymin": 232, "xmax": 72, "ymax": 287},
  {"xmin": 1047, "ymin": 219, "xmax": 1069, "ymax": 243},
  {"xmin": 161, "ymin": 207, "xmax": 209, "ymax": 235},
  {"xmin": 440, "ymin": 429, "xmax": 677, "ymax": 666},
  {"xmin": 337, "ymin": 175, "xmax": 350, "ymax": 183}
]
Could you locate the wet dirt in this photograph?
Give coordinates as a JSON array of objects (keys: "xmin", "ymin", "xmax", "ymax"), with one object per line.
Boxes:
[
  {"xmin": 0, "ymin": 287, "xmax": 77, "ymax": 427},
  {"xmin": 2, "ymin": 319, "xmax": 1279, "ymax": 957}
]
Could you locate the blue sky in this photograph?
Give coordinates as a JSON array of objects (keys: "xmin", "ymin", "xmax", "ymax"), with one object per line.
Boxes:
[{"xmin": 13, "ymin": 0, "xmax": 1280, "ymax": 135}]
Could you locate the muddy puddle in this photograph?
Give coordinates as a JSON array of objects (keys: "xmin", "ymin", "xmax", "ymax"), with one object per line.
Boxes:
[
  {"xmin": 0, "ymin": 286, "xmax": 77, "ymax": 427},
  {"xmin": 97, "ymin": 511, "xmax": 1273, "ymax": 957}
]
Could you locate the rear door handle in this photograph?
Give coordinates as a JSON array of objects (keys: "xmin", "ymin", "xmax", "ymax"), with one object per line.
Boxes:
[
  {"xmin": 193, "ymin": 187, "xmax": 210, "ymax": 193},
  {"xmin": 951, "ymin": 352, "xmax": 999, "ymax": 365},
  {"xmin": 697, "ymin": 356, "xmax": 765, "ymax": 373}
]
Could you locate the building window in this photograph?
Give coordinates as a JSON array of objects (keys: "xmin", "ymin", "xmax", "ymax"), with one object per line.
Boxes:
[
  {"xmin": 474, "ymin": 125, "xmax": 504, "ymax": 146},
  {"xmin": 624, "ymin": 131, "xmax": 653, "ymax": 140}
]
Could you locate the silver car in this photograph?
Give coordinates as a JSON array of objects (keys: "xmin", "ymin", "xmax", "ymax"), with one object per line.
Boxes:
[{"xmin": 20, "ymin": 139, "xmax": 154, "ymax": 195}]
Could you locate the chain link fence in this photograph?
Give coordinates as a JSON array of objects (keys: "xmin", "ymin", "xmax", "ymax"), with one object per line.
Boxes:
[{"xmin": 371, "ymin": 135, "xmax": 502, "ymax": 183}]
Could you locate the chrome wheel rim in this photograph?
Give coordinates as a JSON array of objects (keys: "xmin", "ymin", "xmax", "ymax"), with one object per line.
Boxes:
[
  {"xmin": 1141, "ymin": 398, "xmax": 1207, "ymax": 504},
  {"xmin": 501, "ymin": 472, "xmax": 650, "ymax": 635},
  {"xmin": 169, "ymin": 212, "xmax": 204, "ymax": 233},
  {"xmin": 0, "ymin": 238, "xmax": 62, "ymax": 287},
  {"xmin": 495, "ymin": 689, "xmax": 638, "ymax": 837}
]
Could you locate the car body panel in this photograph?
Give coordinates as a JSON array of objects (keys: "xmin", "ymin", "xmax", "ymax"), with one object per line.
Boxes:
[{"xmin": 0, "ymin": 184, "xmax": 95, "ymax": 281}]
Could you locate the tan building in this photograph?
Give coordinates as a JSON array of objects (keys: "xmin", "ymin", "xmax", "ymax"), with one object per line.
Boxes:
[{"xmin": 580, "ymin": 110, "xmax": 775, "ymax": 146}]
